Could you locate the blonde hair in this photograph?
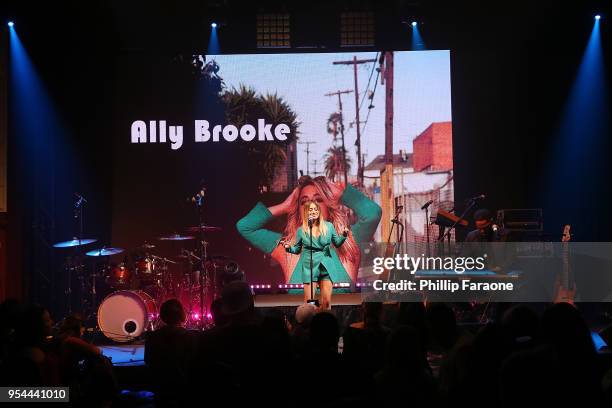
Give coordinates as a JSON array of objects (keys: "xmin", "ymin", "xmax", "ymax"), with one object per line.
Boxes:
[
  {"xmin": 301, "ymin": 200, "xmax": 328, "ymax": 237},
  {"xmin": 283, "ymin": 176, "xmax": 359, "ymax": 266}
]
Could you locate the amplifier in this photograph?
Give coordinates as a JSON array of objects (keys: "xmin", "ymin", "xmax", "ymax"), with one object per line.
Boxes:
[{"xmin": 497, "ymin": 208, "xmax": 543, "ymax": 232}]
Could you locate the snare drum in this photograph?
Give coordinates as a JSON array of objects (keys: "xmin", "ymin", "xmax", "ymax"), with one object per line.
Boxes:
[{"xmin": 97, "ymin": 290, "xmax": 157, "ymax": 342}]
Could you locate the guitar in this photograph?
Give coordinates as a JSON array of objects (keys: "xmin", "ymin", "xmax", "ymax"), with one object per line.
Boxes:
[{"xmin": 553, "ymin": 224, "xmax": 575, "ymax": 304}]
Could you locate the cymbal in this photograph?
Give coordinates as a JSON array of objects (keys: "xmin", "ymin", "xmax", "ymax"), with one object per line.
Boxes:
[
  {"xmin": 86, "ymin": 247, "xmax": 125, "ymax": 257},
  {"xmin": 53, "ymin": 238, "xmax": 98, "ymax": 248},
  {"xmin": 185, "ymin": 225, "xmax": 222, "ymax": 233},
  {"xmin": 140, "ymin": 243, "xmax": 157, "ymax": 249},
  {"xmin": 158, "ymin": 234, "xmax": 196, "ymax": 241}
]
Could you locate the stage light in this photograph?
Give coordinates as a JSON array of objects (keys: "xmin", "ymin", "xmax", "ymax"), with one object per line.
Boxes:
[
  {"xmin": 595, "ymin": 15, "xmax": 601, "ymax": 20},
  {"xmin": 256, "ymin": 13, "xmax": 290, "ymax": 48},
  {"xmin": 541, "ymin": 6, "xmax": 608, "ymax": 233},
  {"xmin": 340, "ymin": 11, "xmax": 375, "ymax": 47},
  {"xmin": 208, "ymin": 21, "xmax": 220, "ymax": 54},
  {"xmin": 8, "ymin": 21, "xmax": 14, "ymax": 27},
  {"xmin": 411, "ymin": 19, "xmax": 426, "ymax": 50},
  {"xmin": 221, "ymin": 261, "xmax": 244, "ymax": 285}
]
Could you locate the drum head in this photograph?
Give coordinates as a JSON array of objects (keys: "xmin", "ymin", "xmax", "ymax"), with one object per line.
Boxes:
[{"xmin": 97, "ymin": 290, "xmax": 156, "ymax": 342}]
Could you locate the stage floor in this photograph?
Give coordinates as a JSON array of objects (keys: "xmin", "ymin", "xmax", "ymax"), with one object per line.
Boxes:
[
  {"xmin": 254, "ymin": 292, "xmax": 362, "ymax": 307},
  {"xmin": 101, "ymin": 344, "xmax": 145, "ymax": 367}
]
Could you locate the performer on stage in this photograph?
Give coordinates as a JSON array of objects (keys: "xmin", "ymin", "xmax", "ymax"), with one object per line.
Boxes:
[
  {"xmin": 282, "ymin": 200, "xmax": 349, "ymax": 308},
  {"xmin": 465, "ymin": 208, "xmax": 507, "ymax": 243},
  {"xmin": 236, "ymin": 175, "xmax": 381, "ymax": 308},
  {"xmin": 464, "ymin": 208, "xmax": 512, "ymax": 272}
]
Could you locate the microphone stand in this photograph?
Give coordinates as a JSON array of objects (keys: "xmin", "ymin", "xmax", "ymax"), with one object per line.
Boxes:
[
  {"xmin": 71, "ymin": 194, "xmax": 87, "ymax": 315},
  {"xmin": 197, "ymin": 198, "xmax": 207, "ymax": 330},
  {"xmin": 191, "ymin": 186, "xmax": 208, "ymax": 330},
  {"xmin": 307, "ymin": 219, "xmax": 318, "ymax": 306},
  {"xmin": 421, "ymin": 201, "xmax": 433, "ymax": 257},
  {"xmin": 385, "ymin": 207, "xmax": 404, "ymax": 282}
]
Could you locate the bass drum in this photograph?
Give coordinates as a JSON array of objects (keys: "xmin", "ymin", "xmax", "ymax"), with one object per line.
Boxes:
[{"xmin": 97, "ymin": 290, "xmax": 157, "ymax": 342}]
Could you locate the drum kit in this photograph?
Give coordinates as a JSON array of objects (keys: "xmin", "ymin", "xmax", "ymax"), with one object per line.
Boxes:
[{"xmin": 53, "ymin": 189, "xmax": 226, "ymax": 342}]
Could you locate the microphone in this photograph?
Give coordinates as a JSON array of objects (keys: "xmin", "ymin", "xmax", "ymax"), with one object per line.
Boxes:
[
  {"xmin": 74, "ymin": 193, "xmax": 87, "ymax": 208},
  {"xmin": 74, "ymin": 193, "xmax": 87, "ymax": 218},
  {"xmin": 421, "ymin": 200, "xmax": 434, "ymax": 210},
  {"xmin": 491, "ymin": 224, "xmax": 501, "ymax": 241},
  {"xmin": 469, "ymin": 194, "xmax": 486, "ymax": 201},
  {"xmin": 308, "ymin": 215, "xmax": 315, "ymax": 228},
  {"xmin": 190, "ymin": 187, "xmax": 207, "ymax": 206}
]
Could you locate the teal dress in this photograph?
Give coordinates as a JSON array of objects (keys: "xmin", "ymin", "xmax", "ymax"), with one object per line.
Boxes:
[
  {"xmin": 285, "ymin": 222, "xmax": 347, "ymax": 284},
  {"xmin": 236, "ymin": 184, "xmax": 382, "ymax": 284}
]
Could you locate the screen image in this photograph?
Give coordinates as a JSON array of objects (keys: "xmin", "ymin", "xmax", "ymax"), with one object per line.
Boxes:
[{"xmin": 111, "ymin": 50, "xmax": 453, "ymax": 287}]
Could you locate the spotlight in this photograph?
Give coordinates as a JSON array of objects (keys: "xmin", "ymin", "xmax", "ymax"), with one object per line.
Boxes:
[
  {"xmin": 411, "ymin": 21, "xmax": 417, "ymax": 27},
  {"xmin": 340, "ymin": 11, "xmax": 375, "ymax": 47},
  {"xmin": 8, "ymin": 21, "xmax": 14, "ymax": 27},
  {"xmin": 211, "ymin": 22, "xmax": 217, "ymax": 28},
  {"xmin": 222, "ymin": 261, "xmax": 245, "ymax": 285},
  {"xmin": 595, "ymin": 15, "xmax": 601, "ymax": 20}
]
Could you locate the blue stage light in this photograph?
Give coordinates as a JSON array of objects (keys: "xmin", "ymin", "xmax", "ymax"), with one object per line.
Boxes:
[
  {"xmin": 540, "ymin": 7, "xmax": 608, "ymax": 238},
  {"xmin": 411, "ymin": 21, "xmax": 425, "ymax": 50},
  {"xmin": 595, "ymin": 15, "xmax": 601, "ymax": 20},
  {"xmin": 8, "ymin": 21, "xmax": 14, "ymax": 27},
  {"xmin": 208, "ymin": 22, "xmax": 220, "ymax": 54}
]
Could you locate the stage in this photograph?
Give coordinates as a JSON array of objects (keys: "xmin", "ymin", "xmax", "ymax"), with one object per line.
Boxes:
[
  {"xmin": 254, "ymin": 293, "xmax": 362, "ymax": 307},
  {"xmin": 97, "ymin": 292, "xmax": 364, "ymax": 369}
]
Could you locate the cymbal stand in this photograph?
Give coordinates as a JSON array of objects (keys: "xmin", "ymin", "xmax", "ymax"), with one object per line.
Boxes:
[
  {"xmin": 181, "ymin": 249, "xmax": 201, "ymax": 327},
  {"xmin": 64, "ymin": 255, "xmax": 85, "ymax": 315},
  {"xmin": 192, "ymin": 185, "xmax": 210, "ymax": 329},
  {"xmin": 150, "ymin": 255, "xmax": 175, "ymax": 302},
  {"xmin": 88, "ymin": 258, "xmax": 105, "ymax": 321}
]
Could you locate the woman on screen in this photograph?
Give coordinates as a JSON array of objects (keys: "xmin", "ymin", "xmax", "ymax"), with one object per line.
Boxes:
[{"xmin": 236, "ymin": 175, "xmax": 381, "ymax": 308}]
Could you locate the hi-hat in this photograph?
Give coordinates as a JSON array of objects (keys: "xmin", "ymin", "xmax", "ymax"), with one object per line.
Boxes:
[
  {"xmin": 53, "ymin": 238, "xmax": 98, "ymax": 248},
  {"xmin": 158, "ymin": 234, "xmax": 195, "ymax": 241},
  {"xmin": 86, "ymin": 247, "xmax": 125, "ymax": 257}
]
